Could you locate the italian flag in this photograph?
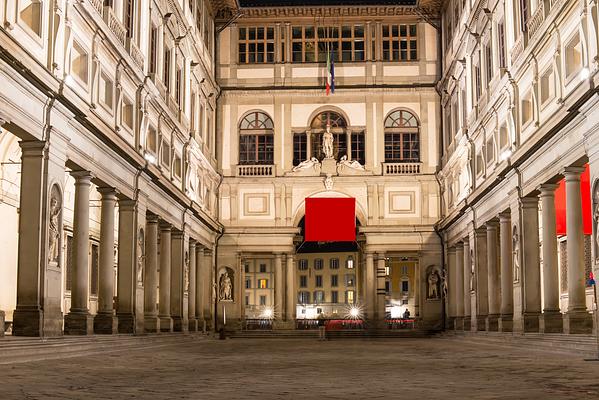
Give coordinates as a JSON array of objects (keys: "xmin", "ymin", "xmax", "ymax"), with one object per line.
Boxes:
[{"xmin": 326, "ymin": 46, "xmax": 335, "ymax": 95}]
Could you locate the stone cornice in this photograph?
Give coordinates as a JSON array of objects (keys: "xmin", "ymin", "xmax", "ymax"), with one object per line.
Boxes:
[{"xmin": 238, "ymin": 6, "xmax": 426, "ymax": 19}]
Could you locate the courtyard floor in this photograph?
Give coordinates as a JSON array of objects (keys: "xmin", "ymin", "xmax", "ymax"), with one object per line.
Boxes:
[{"xmin": 1, "ymin": 336, "xmax": 599, "ymax": 399}]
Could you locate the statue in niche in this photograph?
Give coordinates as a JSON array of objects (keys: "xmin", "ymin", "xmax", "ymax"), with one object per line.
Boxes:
[
  {"xmin": 512, "ymin": 225, "xmax": 520, "ymax": 283},
  {"xmin": 338, "ymin": 155, "xmax": 365, "ymax": 170},
  {"xmin": 469, "ymin": 248, "xmax": 476, "ymax": 293},
  {"xmin": 184, "ymin": 251, "xmax": 190, "ymax": 292},
  {"xmin": 137, "ymin": 228, "xmax": 145, "ymax": 286},
  {"xmin": 322, "ymin": 124, "xmax": 334, "ymax": 159},
  {"xmin": 292, "ymin": 157, "xmax": 320, "ymax": 172},
  {"xmin": 593, "ymin": 181, "xmax": 599, "ymax": 261},
  {"xmin": 48, "ymin": 186, "xmax": 62, "ymax": 264},
  {"xmin": 440, "ymin": 268, "xmax": 448, "ymax": 299},
  {"xmin": 427, "ymin": 270, "xmax": 440, "ymax": 299},
  {"xmin": 219, "ymin": 268, "xmax": 233, "ymax": 301}
]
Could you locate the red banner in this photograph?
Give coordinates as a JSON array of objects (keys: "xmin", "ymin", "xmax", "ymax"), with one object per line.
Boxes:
[
  {"xmin": 305, "ymin": 197, "xmax": 356, "ymax": 242},
  {"xmin": 555, "ymin": 164, "xmax": 592, "ymax": 236}
]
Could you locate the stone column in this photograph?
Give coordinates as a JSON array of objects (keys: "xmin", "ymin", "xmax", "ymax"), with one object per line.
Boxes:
[
  {"xmin": 376, "ymin": 253, "xmax": 387, "ymax": 326},
  {"xmin": 170, "ymin": 230, "xmax": 185, "ymax": 332},
  {"xmin": 159, "ymin": 222, "xmax": 173, "ymax": 332},
  {"xmin": 539, "ymin": 184, "xmax": 563, "ymax": 333},
  {"xmin": 188, "ymin": 240, "xmax": 197, "ymax": 332},
  {"xmin": 274, "ymin": 253, "xmax": 284, "ymax": 321},
  {"xmin": 447, "ymin": 246, "xmax": 457, "ymax": 328},
  {"xmin": 195, "ymin": 246, "xmax": 205, "ymax": 332},
  {"xmin": 365, "ymin": 252, "xmax": 375, "ymax": 321},
  {"xmin": 474, "ymin": 228, "xmax": 488, "ymax": 331},
  {"xmin": 203, "ymin": 249, "xmax": 214, "ymax": 329},
  {"xmin": 285, "ymin": 254, "xmax": 295, "ymax": 322},
  {"xmin": 563, "ymin": 167, "xmax": 593, "ymax": 333},
  {"xmin": 94, "ymin": 188, "xmax": 118, "ymax": 334},
  {"xmin": 115, "ymin": 199, "xmax": 138, "ymax": 334},
  {"xmin": 144, "ymin": 215, "xmax": 160, "ymax": 332},
  {"xmin": 462, "ymin": 239, "xmax": 472, "ymax": 330},
  {"xmin": 455, "ymin": 243, "xmax": 464, "ymax": 330},
  {"xmin": 64, "ymin": 171, "xmax": 94, "ymax": 335},
  {"xmin": 498, "ymin": 212, "xmax": 513, "ymax": 332},
  {"xmin": 486, "ymin": 222, "xmax": 500, "ymax": 331},
  {"xmin": 520, "ymin": 197, "xmax": 542, "ymax": 332}
]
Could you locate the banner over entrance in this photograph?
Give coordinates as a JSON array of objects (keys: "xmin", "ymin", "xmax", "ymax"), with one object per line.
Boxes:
[
  {"xmin": 555, "ymin": 163, "xmax": 592, "ymax": 235},
  {"xmin": 305, "ymin": 197, "xmax": 356, "ymax": 242}
]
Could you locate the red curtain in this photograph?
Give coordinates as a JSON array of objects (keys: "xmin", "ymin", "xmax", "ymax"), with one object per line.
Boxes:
[
  {"xmin": 305, "ymin": 197, "xmax": 356, "ymax": 242},
  {"xmin": 555, "ymin": 164, "xmax": 592, "ymax": 235}
]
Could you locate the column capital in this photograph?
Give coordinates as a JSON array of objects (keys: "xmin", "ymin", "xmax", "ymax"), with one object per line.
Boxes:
[
  {"xmin": 70, "ymin": 170, "xmax": 94, "ymax": 183},
  {"xmin": 562, "ymin": 166, "xmax": 586, "ymax": 180},
  {"xmin": 171, "ymin": 229, "xmax": 184, "ymax": 239},
  {"xmin": 486, "ymin": 220, "xmax": 499, "ymax": 230},
  {"xmin": 97, "ymin": 187, "xmax": 119, "ymax": 199},
  {"xmin": 455, "ymin": 241, "xmax": 464, "ymax": 250},
  {"xmin": 447, "ymin": 246, "xmax": 457, "ymax": 254},
  {"xmin": 146, "ymin": 214, "xmax": 160, "ymax": 224},
  {"xmin": 519, "ymin": 196, "xmax": 539, "ymax": 208},
  {"xmin": 19, "ymin": 140, "xmax": 47, "ymax": 154},
  {"xmin": 498, "ymin": 211, "xmax": 511, "ymax": 222},
  {"xmin": 189, "ymin": 240, "xmax": 197, "ymax": 249},
  {"xmin": 118, "ymin": 198, "xmax": 137, "ymax": 211},
  {"xmin": 538, "ymin": 183, "xmax": 560, "ymax": 195},
  {"xmin": 474, "ymin": 227, "xmax": 487, "ymax": 237},
  {"xmin": 274, "ymin": 253, "xmax": 283, "ymax": 259},
  {"xmin": 160, "ymin": 221, "xmax": 172, "ymax": 231}
]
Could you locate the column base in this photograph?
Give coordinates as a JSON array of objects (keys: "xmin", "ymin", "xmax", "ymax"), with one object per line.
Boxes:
[
  {"xmin": 564, "ymin": 311, "xmax": 593, "ymax": 334},
  {"xmin": 188, "ymin": 318, "xmax": 198, "ymax": 332},
  {"xmin": 453, "ymin": 317, "xmax": 463, "ymax": 331},
  {"xmin": 144, "ymin": 315, "xmax": 160, "ymax": 333},
  {"xmin": 474, "ymin": 315, "xmax": 486, "ymax": 331},
  {"xmin": 540, "ymin": 311, "xmax": 563, "ymax": 333},
  {"xmin": 498, "ymin": 315, "xmax": 513, "ymax": 332},
  {"xmin": 447, "ymin": 316, "xmax": 456, "ymax": 330},
  {"xmin": 160, "ymin": 316, "xmax": 173, "ymax": 332},
  {"xmin": 64, "ymin": 311, "xmax": 93, "ymax": 335},
  {"xmin": 486, "ymin": 314, "xmax": 499, "ymax": 332},
  {"xmin": 462, "ymin": 316, "xmax": 471, "ymax": 331},
  {"xmin": 172, "ymin": 316, "xmax": 184, "ymax": 332},
  {"xmin": 117, "ymin": 313, "xmax": 135, "ymax": 334},
  {"xmin": 522, "ymin": 312, "xmax": 541, "ymax": 333},
  {"xmin": 93, "ymin": 312, "xmax": 117, "ymax": 334},
  {"xmin": 0, "ymin": 310, "xmax": 4, "ymax": 337},
  {"xmin": 12, "ymin": 307, "xmax": 43, "ymax": 336}
]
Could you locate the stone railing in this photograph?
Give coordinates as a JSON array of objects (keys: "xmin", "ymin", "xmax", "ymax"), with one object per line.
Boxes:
[
  {"xmin": 527, "ymin": 2, "xmax": 545, "ymax": 40},
  {"xmin": 89, "ymin": 0, "xmax": 103, "ymax": 14},
  {"xmin": 382, "ymin": 162, "xmax": 421, "ymax": 175},
  {"xmin": 236, "ymin": 165, "xmax": 275, "ymax": 177},
  {"xmin": 127, "ymin": 38, "xmax": 144, "ymax": 70},
  {"xmin": 511, "ymin": 35, "xmax": 524, "ymax": 64},
  {"xmin": 103, "ymin": 6, "xmax": 127, "ymax": 46}
]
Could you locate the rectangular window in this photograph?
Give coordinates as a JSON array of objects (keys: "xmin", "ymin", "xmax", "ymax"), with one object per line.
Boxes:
[
  {"xmin": 345, "ymin": 274, "xmax": 355, "ymax": 287},
  {"xmin": 245, "ymin": 279, "xmax": 251, "ymax": 289},
  {"xmin": 382, "ymin": 24, "xmax": 417, "ymax": 61},
  {"xmin": 401, "ymin": 280, "xmax": 409, "ymax": 293},
  {"xmin": 351, "ymin": 131, "xmax": 366, "ymax": 165},
  {"xmin": 195, "ymin": 0, "xmax": 202, "ymax": 33},
  {"xmin": 175, "ymin": 67, "xmax": 183, "ymax": 106},
  {"xmin": 329, "ymin": 258, "xmax": 339, "ymax": 269},
  {"xmin": 245, "ymin": 295, "xmax": 249, "ymax": 306},
  {"xmin": 124, "ymin": 0, "xmax": 135, "ymax": 38},
  {"xmin": 331, "ymin": 290, "xmax": 339, "ymax": 303},
  {"xmin": 331, "ymin": 275, "xmax": 338, "ymax": 287},
  {"xmin": 299, "ymin": 275, "xmax": 308, "ymax": 288},
  {"xmin": 149, "ymin": 25, "xmax": 158, "ymax": 74},
  {"xmin": 298, "ymin": 291, "xmax": 310, "ymax": 304},
  {"xmin": 497, "ymin": 21, "xmax": 506, "ymax": 69},
  {"xmin": 238, "ymin": 26, "xmax": 275, "ymax": 64},
  {"xmin": 485, "ymin": 44, "xmax": 493, "ymax": 85},
  {"xmin": 161, "ymin": 140, "xmax": 171, "ymax": 168},
  {"xmin": 71, "ymin": 41, "xmax": 89, "ymax": 85},
  {"xmin": 99, "ymin": 72, "xmax": 114, "ymax": 111},
  {"xmin": 385, "ymin": 280, "xmax": 390, "ymax": 294},
  {"xmin": 314, "ymin": 259, "xmax": 323, "ymax": 270},
  {"xmin": 315, "ymin": 275, "xmax": 323, "ymax": 287},
  {"xmin": 384, "ymin": 133, "xmax": 419, "ymax": 162},
  {"xmin": 314, "ymin": 290, "xmax": 325, "ymax": 304},
  {"xmin": 20, "ymin": 0, "xmax": 43, "ymax": 37},
  {"xmin": 293, "ymin": 133, "xmax": 307, "ymax": 166},
  {"xmin": 346, "ymin": 290, "xmax": 355, "ymax": 304},
  {"xmin": 90, "ymin": 243, "xmax": 99, "ymax": 296},
  {"xmin": 260, "ymin": 295, "xmax": 267, "ymax": 306},
  {"xmin": 346, "ymin": 256, "xmax": 355, "ymax": 269},
  {"xmin": 122, "ymin": 97, "xmax": 134, "ymax": 130},
  {"xmin": 565, "ymin": 33, "xmax": 582, "ymax": 79},
  {"xmin": 521, "ymin": 92, "xmax": 533, "ymax": 126},
  {"xmin": 258, "ymin": 279, "xmax": 268, "ymax": 289},
  {"xmin": 173, "ymin": 154, "xmax": 182, "ymax": 179},
  {"xmin": 260, "ymin": 263, "xmax": 267, "ymax": 273},
  {"xmin": 146, "ymin": 126, "xmax": 157, "ymax": 154},
  {"xmin": 163, "ymin": 47, "xmax": 172, "ymax": 92},
  {"xmin": 499, "ymin": 124, "xmax": 509, "ymax": 150},
  {"xmin": 289, "ymin": 24, "xmax": 369, "ymax": 63},
  {"xmin": 239, "ymin": 134, "xmax": 274, "ymax": 165},
  {"xmin": 298, "ymin": 259, "xmax": 308, "ymax": 270},
  {"xmin": 244, "ymin": 263, "xmax": 250, "ymax": 273},
  {"xmin": 540, "ymin": 67, "xmax": 554, "ymax": 105},
  {"xmin": 486, "ymin": 136, "xmax": 494, "ymax": 166}
]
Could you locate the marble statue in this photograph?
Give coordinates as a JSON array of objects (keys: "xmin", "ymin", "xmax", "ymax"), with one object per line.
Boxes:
[
  {"xmin": 292, "ymin": 157, "xmax": 319, "ymax": 172},
  {"xmin": 512, "ymin": 225, "xmax": 520, "ymax": 282},
  {"xmin": 48, "ymin": 188, "xmax": 61, "ymax": 264},
  {"xmin": 184, "ymin": 251, "xmax": 190, "ymax": 292},
  {"xmin": 219, "ymin": 271, "xmax": 232, "ymax": 301},
  {"xmin": 427, "ymin": 271, "xmax": 440, "ymax": 299},
  {"xmin": 322, "ymin": 125, "xmax": 334, "ymax": 159},
  {"xmin": 469, "ymin": 249, "xmax": 475, "ymax": 292},
  {"xmin": 338, "ymin": 155, "xmax": 365, "ymax": 170},
  {"xmin": 137, "ymin": 228, "xmax": 145, "ymax": 286}
]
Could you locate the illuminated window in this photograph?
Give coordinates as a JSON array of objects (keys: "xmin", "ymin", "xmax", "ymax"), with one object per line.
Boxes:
[
  {"xmin": 20, "ymin": 0, "xmax": 43, "ymax": 37},
  {"xmin": 238, "ymin": 112, "xmax": 274, "ymax": 165},
  {"xmin": 346, "ymin": 256, "xmax": 354, "ymax": 269},
  {"xmin": 122, "ymin": 97, "xmax": 134, "ymax": 130},
  {"xmin": 382, "ymin": 24, "xmax": 417, "ymax": 61},
  {"xmin": 258, "ymin": 279, "xmax": 268, "ymax": 289},
  {"xmin": 99, "ymin": 72, "xmax": 114, "ymax": 111},
  {"xmin": 384, "ymin": 109, "xmax": 420, "ymax": 162},
  {"xmin": 238, "ymin": 26, "xmax": 275, "ymax": 64},
  {"xmin": 314, "ymin": 290, "xmax": 325, "ymax": 304},
  {"xmin": 345, "ymin": 274, "xmax": 355, "ymax": 287},
  {"xmin": 346, "ymin": 290, "xmax": 355, "ymax": 304},
  {"xmin": 71, "ymin": 41, "xmax": 89, "ymax": 86}
]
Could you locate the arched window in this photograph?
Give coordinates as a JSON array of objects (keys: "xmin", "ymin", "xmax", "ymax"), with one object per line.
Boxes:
[
  {"xmin": 238, "ymin": 111, "xmax": 274, "ymax": 165},
  {"xmin": 384, "ymin": 109, "xmax": 420, "ymax": 162}
]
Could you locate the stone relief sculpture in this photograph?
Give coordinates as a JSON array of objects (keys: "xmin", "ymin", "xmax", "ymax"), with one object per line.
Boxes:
[
  {"xmin": 292, "ymin": 157, "xmax": 320, "ymax": 172},
  {"xmin": 136, "ymin": 228, "xmax": 145, "ymax": 286},
  {"xmin": 512, "ymin": 225, "xmax": 520, "ymax": 282},
  {"xmin": 218, "ymin": 268, "xmax": 233, "ymax": 301},
  {"xmin": 322, "ymin": 124, "xmax": 334, "ymax": 159},
  {"xmin": 427, "ymin": 270, "xmax": 440, "ymax": 299},
  {"xmin": 48, "ymin": 185, "xmax": 62, "ymax": 264},
  {"xmin": 338, "ymin": 155, "xmax": 365, "ymax": 170},
  {"xmin": 184, "ymin": 251, "xmax": 190, "ymax": 292}
]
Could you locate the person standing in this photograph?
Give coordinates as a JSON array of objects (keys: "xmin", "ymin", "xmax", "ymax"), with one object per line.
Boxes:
[{"xmin": 317, "ymin": 313, "xmax": 326, "ymax": 341}]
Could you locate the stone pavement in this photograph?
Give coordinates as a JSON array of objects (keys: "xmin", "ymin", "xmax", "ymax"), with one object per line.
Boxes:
[{"xmin": 1, "ymin": 337, "xmax": 599, "ymax": 399}]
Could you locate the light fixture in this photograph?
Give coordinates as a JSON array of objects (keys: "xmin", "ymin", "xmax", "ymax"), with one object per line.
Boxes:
[
  {"xmin": 261, "ymin": 306, "xmax": 274, "ymax": 319},
  {"xmin": 349, "ymin": 307, "xmax": 360, "ymax": 319},
  {"xmin": 580, "ymin": 67, "xmax": 590, "ymax": 81},
  {"xmin": 144, "ymin": 152, "xmax": 157, "ymax": 165}
]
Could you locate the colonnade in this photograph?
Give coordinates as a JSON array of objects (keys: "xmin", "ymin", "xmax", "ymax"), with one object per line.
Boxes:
[{"xmin": 447, "ymin": 167, "xmax": 593, "ymax": 334}]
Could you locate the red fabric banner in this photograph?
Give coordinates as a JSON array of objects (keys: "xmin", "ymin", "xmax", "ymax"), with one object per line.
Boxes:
[
  {"xmin": 305, "ymin": 197, "xmax": 356, "ymax": 242},
  {"xmin": 555, "ymin": 163, "xmax": 592, "ymax": 236}
]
